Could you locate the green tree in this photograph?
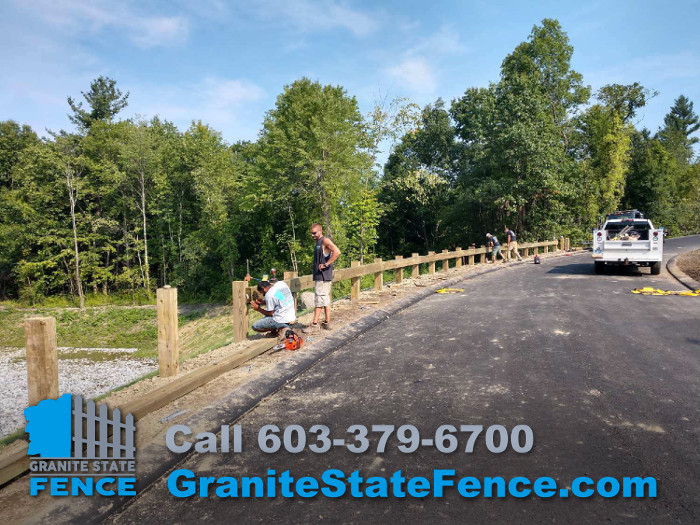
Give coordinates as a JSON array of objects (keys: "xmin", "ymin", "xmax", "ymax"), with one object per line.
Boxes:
[
  {"xmin": 596, "ymin": 83, "xmax": 657, "ymax": 124},
  {"xmin": 0, "ymin": 121, "xmax": 40, "ymax": 188},
  {"xmin": 257, "ymin": 78, "xmax": 374, "ymax": 269},
  {"xmin": 68, "ymin": 76, "xmax": 129, "ymax": 131},
  {"xmin": 501, "ymin": 18, "xmax": 590, "ymax": 148},
  {"xmin": 658, "ymin": 95, "xmax": 700, "ymax": 164},
  {"xmin": 575, "ymin": 105, "xmax": 633, "ymax": 224},
  {"xmin": 623, "ymin": 131, "xmax": 676, "ymax": 228},
  {"xmin": 380, "ymin": 100, "xmax": 460, "ymax": 253}
]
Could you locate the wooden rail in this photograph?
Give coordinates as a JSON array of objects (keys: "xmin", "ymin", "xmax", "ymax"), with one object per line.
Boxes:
[
  {"xmin": 2, "ymin": 237, "xmax": 568, "ymax": 487},
  {"xmin": 234, "ymin": 239, "xmax": 567, "ymax": 342}
]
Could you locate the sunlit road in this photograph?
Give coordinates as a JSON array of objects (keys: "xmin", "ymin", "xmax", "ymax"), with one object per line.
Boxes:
[{"xmin": 108, "ymin": 236, "xmax": 700, "ymax": 524}]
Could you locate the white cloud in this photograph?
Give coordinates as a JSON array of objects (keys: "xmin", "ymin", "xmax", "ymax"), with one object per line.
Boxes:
[
  {"xmin": 251, "ymin": 0, "xmax": 380, "ymax": 37},
  {"xmin": 386, "ymin": 58, "xmax": 436, "ymax": 94},
  {"xmin": 131, "ymin": 77, "xmax": 267, "ymax": 141},
  {"xmin": 12, "ymin": 0, "xmax": 190, "ymax": 48},
  {"xmin": 382, "ymin": 26, "xmax": 465, "ymax": 96},
  {"xmin": 406, "ymin": 25, "xmax": 468, "ymax": 57},
  {"xmin": 129, "ymin": 16, "xmax": 190, "ymax": 48}
]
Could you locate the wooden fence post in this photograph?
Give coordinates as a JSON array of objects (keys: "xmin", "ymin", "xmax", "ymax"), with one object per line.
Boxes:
[
  {"xmin": 284, "ymin": 271, "xmax": 298, "ymax": 311},
  {"xmin": 157, "ymin": 286, "xmax": 179, "ymax": 378},
  {"xmin": 455, "ymin": 248, "xmax": 462, "ymax": 268},
  {"xmin": 442, "ymin": 250, "xmax": 449, "ymax": 273},
  {"xmin": 374, "ymin": 258, "xmax": 383, "ymax": 291},
  {"xmin": 480, "ymin": 245, "xmax": 486, "ymax": 264},
  {"xmin": 24, "ymin": 317, "xmax": 59, "ymax": 407},
  {"xmin": 351, "ymin": 261, "xmax": 361, "ymax": 301},
  {"xmin": 544, "ymin": 243, "xmax": 549, "ymax": 254},
  {"xmin": 411, "ymin": 253, "xmax": 420, "ymax": 279},
  {"xmin": 428, "ymin": 252, "xmax": 436, "ymax": 274},
  {"xmin": 232, "ymin": 281, "xmax": 248, "ymax": 343},
  {"xmin": 394, "ymin": 256, "xmax": 404, "ymax": 284}
]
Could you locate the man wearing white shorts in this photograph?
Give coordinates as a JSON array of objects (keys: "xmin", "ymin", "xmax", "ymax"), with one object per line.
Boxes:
[{"xmin": 310, "ymin": 223, "xmax": 341, "ymax": 330}]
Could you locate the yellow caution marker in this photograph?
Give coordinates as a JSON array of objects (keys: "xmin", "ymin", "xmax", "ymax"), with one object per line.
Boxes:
[
  {"xmin": 631, "ymin": 287, "xmax": 700, "ymax": 297},
  {"xmin": 436, "ymin": 288, "xmax": 465, "ymax": 294}
]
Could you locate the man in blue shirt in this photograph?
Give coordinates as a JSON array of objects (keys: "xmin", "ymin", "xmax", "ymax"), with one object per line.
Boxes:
[{"xmin": 486, "ymin": 233, "xmax": 505, "ymax": 263}]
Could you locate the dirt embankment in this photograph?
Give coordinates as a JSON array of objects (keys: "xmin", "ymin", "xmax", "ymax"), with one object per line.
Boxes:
[{"xmin": 677, "ymin": 249, "xmax": 700, "ymax": 282}]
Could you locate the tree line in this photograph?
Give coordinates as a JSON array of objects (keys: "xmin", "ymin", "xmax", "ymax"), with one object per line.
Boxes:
[{"xmin": 1, "ymin": 19, "xmax": 698, "ymax": 304}]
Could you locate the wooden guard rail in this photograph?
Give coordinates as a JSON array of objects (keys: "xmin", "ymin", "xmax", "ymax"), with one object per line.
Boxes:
[
  {"xmin": 232, "ymin": 238, "xmax": 568, "ymax": 342},
  {"xmin": 1, "ymin": 236, "xmax": 568, "ymax": 487}
]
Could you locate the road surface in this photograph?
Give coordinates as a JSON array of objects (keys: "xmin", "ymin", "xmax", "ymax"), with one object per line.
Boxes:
[{"xmin": 108, "ymin": 236, "xmax": 700, "ymax": 524}]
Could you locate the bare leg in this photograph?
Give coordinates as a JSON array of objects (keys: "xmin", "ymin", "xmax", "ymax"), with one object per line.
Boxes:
[
  {"xmin": 324, "ymin": 305, "xmax": 331, "ymax": 324},
  {"xmin": 312, "ymin": 307, "xmax": 322, "ymax": 324}
]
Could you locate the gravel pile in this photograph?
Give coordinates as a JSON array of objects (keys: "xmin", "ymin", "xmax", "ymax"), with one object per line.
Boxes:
[{"xmin": 0, "ymin": 347, "xmax": 156, "ymax": 438}]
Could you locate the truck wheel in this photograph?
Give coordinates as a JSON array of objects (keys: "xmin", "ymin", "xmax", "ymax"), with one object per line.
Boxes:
[
  {"xmin": 650, "ymin": 261, "xmax": 661, "ymax": 275},
  {"xmin": 594, "ymin": 261, "xmax": 604, "ymax": 274}
]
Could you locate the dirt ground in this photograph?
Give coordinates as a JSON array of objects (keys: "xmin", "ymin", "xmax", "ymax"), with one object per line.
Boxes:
[{"xmin": 677, "ymin": 249, "xmax": 700, "ymax": 282}]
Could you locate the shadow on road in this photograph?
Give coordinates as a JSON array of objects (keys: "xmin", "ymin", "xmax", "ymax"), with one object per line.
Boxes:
[{"xmin": 546, "ymin": 262, "xmax": 651, "ymax": 277}]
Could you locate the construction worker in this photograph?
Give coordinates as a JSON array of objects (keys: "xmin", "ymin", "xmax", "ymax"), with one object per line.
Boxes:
[
  {"xmin": 251, "ymin": 279, "xmax": 296, "ymax": 339},
  {"xmin": 310, "ymin": 223, "xmax": 341, "ymax": 330},
  {"xmin": 504, "ymin": 226, "xmax": 523, "ymax": 261},
  {"xmin": 486, "ymin": 233, "xmax": 505, "ymax": 263}
]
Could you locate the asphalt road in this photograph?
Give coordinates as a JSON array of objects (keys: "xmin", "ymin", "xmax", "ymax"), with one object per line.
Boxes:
[{"xmin": 109, "ymin": 236, "xmax": 700, "ymax": 524}]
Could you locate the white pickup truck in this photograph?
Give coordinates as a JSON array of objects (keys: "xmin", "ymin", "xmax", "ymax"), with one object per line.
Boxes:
[{"xmin": 592, "ymin": 211, "xmax": 664, "ymax": 275}]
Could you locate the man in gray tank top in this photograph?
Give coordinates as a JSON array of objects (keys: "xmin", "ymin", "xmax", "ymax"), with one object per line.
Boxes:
[
  {"xmin": 504, "ymin": 226, "xmax": 523, "ymax": 261},
  {"xmin": 310, "ymin": 223, "xmax": 341, "ymax": 330}
]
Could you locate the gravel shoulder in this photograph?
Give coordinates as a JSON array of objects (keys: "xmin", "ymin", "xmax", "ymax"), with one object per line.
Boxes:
[{"xmin": 677, "ymin": 248, "xmax": 700, "ymax": 281}]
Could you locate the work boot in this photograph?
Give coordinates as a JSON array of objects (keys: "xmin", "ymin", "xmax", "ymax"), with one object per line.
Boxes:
[
  {"xmin": 322, "ymin": 322, "xmax": 332, "ymax": 331},
  {"xmin": 277, "ymin": 327, "xmax": 287, "ymax": 340}
]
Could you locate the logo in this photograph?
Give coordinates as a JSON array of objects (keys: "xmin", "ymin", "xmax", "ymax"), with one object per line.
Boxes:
[{"xmin": 25, "ymin": 394, "xmax": 137, "ymax": 497}]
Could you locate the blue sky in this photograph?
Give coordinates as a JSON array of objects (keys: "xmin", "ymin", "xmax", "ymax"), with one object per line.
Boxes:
[{"xmin": 2, "ymin": 0, "xmax": 699, "ymax": 152}]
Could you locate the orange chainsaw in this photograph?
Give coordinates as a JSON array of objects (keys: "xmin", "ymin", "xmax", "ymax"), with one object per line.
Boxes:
[{"xmin": 284, "ymin": 329, "xmax": 303, "ymax": 351}]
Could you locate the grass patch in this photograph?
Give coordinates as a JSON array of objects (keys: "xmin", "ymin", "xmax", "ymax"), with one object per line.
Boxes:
[
  {"xmin": 0, "ymin": 305, "xmax": 219, "ymax": 360},
  {"xmin": 0, "ymin": 428, "xmax": 26, "ymax": 449}
]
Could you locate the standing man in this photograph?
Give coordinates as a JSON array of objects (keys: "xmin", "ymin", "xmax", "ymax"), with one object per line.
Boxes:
[
  {"xmin": 310, "ymin": 223, "xmax": 341, "ymax": 330},
  {"xmin": 486, "ymin": 233, "xmax": 505, "ymax": 263},
  {"xmin": 504, "ymin": 226, "xmax": 523, "ymax": 261},
  {"xmin": 251, "ymin": 279, "xmax": 296, "ymax": 339}
]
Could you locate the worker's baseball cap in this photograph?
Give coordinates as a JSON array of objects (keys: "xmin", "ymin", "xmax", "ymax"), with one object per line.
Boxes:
[{"xmin": 486, "ymin": 233, "xmax": 491, "ymax": 238}]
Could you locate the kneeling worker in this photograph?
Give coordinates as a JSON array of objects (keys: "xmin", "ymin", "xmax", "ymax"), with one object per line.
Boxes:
[{"xmin": 251, "ymin": 279, "xmax": 296, "ymax": 339}]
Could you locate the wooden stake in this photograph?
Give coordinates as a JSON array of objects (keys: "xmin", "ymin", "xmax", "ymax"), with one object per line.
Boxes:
[
  {"xmin": 411, "ymin": 253, "xmax": 420, "ymax": 278},
  {"xmin": 157, "ymin": 286, "xmax": 179, "ymax": 377},
  {"xmin": 232, "ymin": 281, "xmax": 248, "ymax": 343},
  {"xmin": 24, "ymin": 317, "xmax": 59, "ymax": 407},
  {"xmin": 374, "ymin": 258, "xmax": 383, "ymax": 291},
  {"xmin": 428, "ymin": 251, "xmax": 436, "ymax": 274},
  {"xmin": 350, "ymin": 261, "xmax": 361, "ymax": 301},
  {"xmin": 395, "ymin": 256, "xmax": 404, "ymax": 284}
]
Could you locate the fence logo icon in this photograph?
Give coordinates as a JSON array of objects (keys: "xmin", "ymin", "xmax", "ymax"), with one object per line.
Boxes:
[
  {"xmin": 25, "ymin": 393, "xmax": 135, "ymax": 459},
  {"xmin": 25, "ymin": 394, "xmax": 137, "ymax": 496}
]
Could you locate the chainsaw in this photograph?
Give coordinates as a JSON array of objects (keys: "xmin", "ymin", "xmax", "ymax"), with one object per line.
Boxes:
[{"xmin": 284, "ymin": 329, "xmax": 303, "ymax": 351}]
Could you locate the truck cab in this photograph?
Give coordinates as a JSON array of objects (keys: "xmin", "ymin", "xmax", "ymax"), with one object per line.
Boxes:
[{"xmin": 592, "ymin": 212, "xmax": 664, "ymax": 274}]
